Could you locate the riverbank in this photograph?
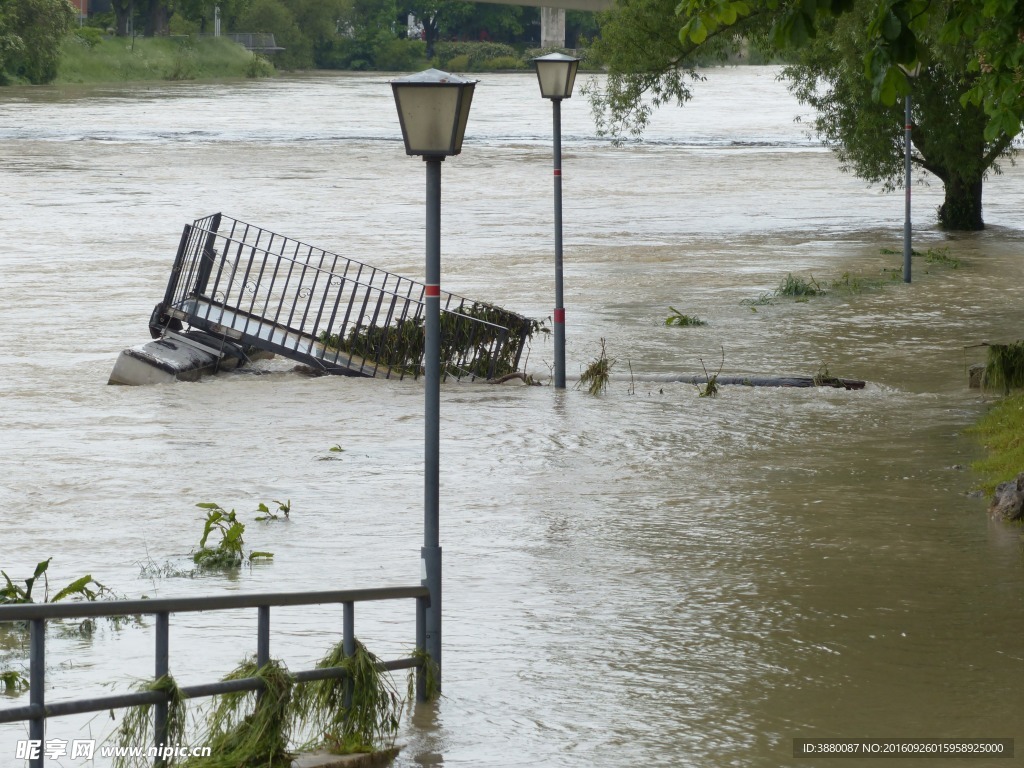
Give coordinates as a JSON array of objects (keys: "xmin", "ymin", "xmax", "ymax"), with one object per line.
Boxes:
[
  {"xmin": 971, "ymin": 389, "xmax": 1024, "ymax": 495},
  {"xmin": 56, "ymin": 34, "xmax": 273, "ymax": 84}
]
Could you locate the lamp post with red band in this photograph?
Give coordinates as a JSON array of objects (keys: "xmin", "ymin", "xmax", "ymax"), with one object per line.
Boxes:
[
  {"xmin": 391, "ymin": 69, "xmax": 477, "ymax": 695},
  {"xmin": 533, "ymin": 52, "xmax": 580, "ymax": 389}
]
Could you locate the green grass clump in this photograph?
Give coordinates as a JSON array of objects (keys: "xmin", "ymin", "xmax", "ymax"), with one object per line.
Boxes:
[
  {"xmin": 969, "ymin": 390, "xmax": 1024, "ymax": 495},
  {"xmin": 57, "ymin": 35, "xmax": 273, "ymax": 84},
  {"xmin": 775, "ymin": 273, "xmax": 825, "ymax": 298},
  {"xmin": 665, "ymin": 307, "xmax": 707, "ymax": 326},
  {"xmin": 294, "ymin": 640, "xmax": 403, "ymax": 755},
  {"xmin": 982, "ymin": 341, "xmax": 1024, "ymax": 394},
  {"xmin": 578, "ymin": 338, "xmax": 614, "ymax": 395}
]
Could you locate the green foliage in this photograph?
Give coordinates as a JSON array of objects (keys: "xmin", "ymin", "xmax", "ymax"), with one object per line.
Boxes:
[
  {"xmin": 970, "ymin": 389, "xmax": 1024, "ymax": 495},
  {"xmin": 237, "ymin": 0, "xmax": 312, "ymax": 69},
  {"xmin": 982, "ymin": 342, "xmax": 1024, "ymax": 395},
  {"xmin": 1, "ymin": 558, "xmax": 109, "ymax": 605},
  {"xmin": 432, "ymin": 41, "xmax": 519, "ymax": 70},
  {"xmin": 1, "ymin": 668, "xmax": 29, "ymax": 694},
  {"xmin": 112, "ymin": 675, "xmax": 187, "ymax": 768},
  {"xmin": 665, "ymin": 306, "xmax": 707, "ymax": 326},
  {"xmin": 246, "ymin": 53, "xmax": 274, "ymax": 78},
  {"xmin": 295, "ymin": 640, "xmax": 403, "ymax": 754},
  {"xmin": 697, "ymin": 347, "xmax": 724, "ymax": 397},
  {"xmin": 578, "ymin": 338, "xmax": 614, "ymax": 395},
  {"xmin": 187, "ymin": 658, "xmax": 295, "ymax": 768},
  {"xmin": 72, "ymin": 27, "xmax": 105, "ymax": 48},
  {"xmin": 320, "ymin": 301, "xmax": 535, "ymax": 381},
  {"xmin": 56, "ymin": 36, "xmax": 271, "ymax": 84},
  {"xmin": 255, "ymin": 499, "xmax": 290, "ymax": 521},
  {"xmin": 775, "ymin": 273, "xmax": 824, "ymax": 298},
  {"xmin": 0, "ymin": 0, "xmax": 75, "ymax": 83},
  {"xmin": 192, "ymin": 504, "xmax": 273, "ymax": 569},
  {"xmin": 479, "ymin": 55, "xmax": 525, "ymax": 71},
  {"xmin": 408, "ymin": 648, "xmax": 440, "ymax": 703}
]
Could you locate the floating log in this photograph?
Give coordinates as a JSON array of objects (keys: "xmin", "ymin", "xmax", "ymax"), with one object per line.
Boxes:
[{"xmin": 612, "ymin": 374, "xmax": 866, "ymax": 390}]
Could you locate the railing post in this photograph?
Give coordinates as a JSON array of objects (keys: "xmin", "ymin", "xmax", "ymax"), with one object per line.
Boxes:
[
  {"xmin": 257, "ymin": 605, "xmax": 270, "ymax": 669},
  {"xmin": 193, "ymin": 212, "xmax": 222, "ymax": 297},
  {"xmin": 29, "ymin": 618, "xmax": 44, "ymax": 768},
  {"xmin": 343, "ymin": 601, "xmax": 354, "ymax": 709},
  {"xmin": 415, "ymin": 595, "xmax": 427, "ymax": 702},
  {"xmin": 154, "ymin": 612, "xmax": 169, "ymax": 768}
]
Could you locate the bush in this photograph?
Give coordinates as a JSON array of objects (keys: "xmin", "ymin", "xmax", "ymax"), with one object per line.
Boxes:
[
  {"xmin": 72, "ymin": 27, "xmax": 105, "ymax": 48},
  {"xmin": 444, "ymin": 54, "xmax": 470, "ymax": 72},
  {"xmin": 433, "ymin": 41, "xmax": 519, "ymax": 71},
  {"xmin": 480, "ymin": 55, "xmax": 524, "ymax": 71},
  {"xmin": 374, "ymin": 38, "xmax": 427, "ymax": 71}
]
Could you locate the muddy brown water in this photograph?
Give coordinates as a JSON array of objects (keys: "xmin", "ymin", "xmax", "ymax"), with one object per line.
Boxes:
[{"xmin": 1, "ymin": 67, "xmax": 1023, "ymax": 767}]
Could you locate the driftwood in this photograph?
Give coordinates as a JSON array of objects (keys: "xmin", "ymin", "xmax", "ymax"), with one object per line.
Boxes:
[{"xmin": 617, "ymin": 374, "xmax": 866, "ymax": 390}]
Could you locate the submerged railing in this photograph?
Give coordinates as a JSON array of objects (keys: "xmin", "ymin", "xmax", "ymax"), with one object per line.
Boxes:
[
  {"xmin": 0, "ymin": 586, "xmax": 429, "ymax": 768},
  {"xmin": 151, "ymin": 213, "xmax": 535, "ymax": 381}
]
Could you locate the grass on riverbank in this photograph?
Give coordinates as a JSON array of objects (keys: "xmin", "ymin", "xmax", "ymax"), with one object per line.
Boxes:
[
  {"xmin": 57, "ymin": 34, "xmax": 273, "ymax": 84},
  {"xmin": 970, "ymin": 391, "xmax": 1024, "ymax": 495}
]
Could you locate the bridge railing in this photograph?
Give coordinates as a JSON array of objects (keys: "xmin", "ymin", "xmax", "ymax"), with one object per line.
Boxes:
[
  {"xmin": 155, "ymin": 213, "xmax": 534, "ymax": 380},
  {"xmin": 0, "ymin": 586, "xmax": 429, "ymax": 768}
]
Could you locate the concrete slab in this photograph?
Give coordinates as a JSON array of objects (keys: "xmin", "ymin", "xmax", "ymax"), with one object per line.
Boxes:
[{"xmin": 291, "ymin": 747, "xmax": 400, "ymax": 768}]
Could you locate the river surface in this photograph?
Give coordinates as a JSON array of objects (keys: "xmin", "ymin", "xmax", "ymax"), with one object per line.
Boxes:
[{"xmin": 1, "ymin": 67, "xmax": 1023, "ymax": 767}]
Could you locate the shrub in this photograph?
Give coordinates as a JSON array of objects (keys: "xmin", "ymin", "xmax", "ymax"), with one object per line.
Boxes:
[{"xmin": 480, "ymin": 55, "xmax": 524, "ymax": 71}]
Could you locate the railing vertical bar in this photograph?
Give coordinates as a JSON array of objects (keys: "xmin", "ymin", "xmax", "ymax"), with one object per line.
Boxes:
[
  {"xmin": 154, "ymin": 611, "xmax": 170, "ymax": 768},
  {"xmin": 415, "ymin": 596, "xmax": 427, "ymax": 702},
  {"xmin": 343, "ymin": 602, "xmax": 355, "ymax": 709},
  {"xmin": 29, "ymin": 618, "xmax": 44, "ymax": 768},
  {"xmin": 257, "ymin": 605, "xmax": 271, "ymax": 669},
  {"xmin": 339, "ymin": 263, "xmax": 366, "ymax": 369}
]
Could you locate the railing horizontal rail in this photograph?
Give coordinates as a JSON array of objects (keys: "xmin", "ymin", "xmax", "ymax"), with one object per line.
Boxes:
[{"xmin": 0, "ymin": 585, "xmax": 427, "ymax": 622}]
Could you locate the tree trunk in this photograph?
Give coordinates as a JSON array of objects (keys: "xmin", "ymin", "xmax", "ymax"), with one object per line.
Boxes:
[
  {"xmin": 144, "ymin": 0, "xmax": 169, "ymax": 36},
  {"xmin": 112, "ymin": 0, "xmax": 130, "ymax": 36},
  {"xmin": 938, "ymin": 174, "xmax": 984, "ymax": 230}
]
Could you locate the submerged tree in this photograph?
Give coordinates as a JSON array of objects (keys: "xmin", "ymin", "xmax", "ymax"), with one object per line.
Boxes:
[{"xmin": 589, "ymin": 0, "xmax": 1024, "ymax": 230}]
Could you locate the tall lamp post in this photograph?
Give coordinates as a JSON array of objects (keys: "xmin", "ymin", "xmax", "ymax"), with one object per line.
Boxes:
[
  {"xmin": 391, "ymin": 68, "xmax": 476, "ymax": 695},
  {"xmin": 899, "ymin": 62, "xmax": 922, "ymax": 284},
  {"xmin": 532, "ymin": 52, "xmax": 580, "ymax": 390}
]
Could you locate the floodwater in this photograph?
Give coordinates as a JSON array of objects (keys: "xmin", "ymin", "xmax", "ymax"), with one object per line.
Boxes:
[{"xmin": 1, "ymin": 67, "xmax": 1023, "ymax": 767}]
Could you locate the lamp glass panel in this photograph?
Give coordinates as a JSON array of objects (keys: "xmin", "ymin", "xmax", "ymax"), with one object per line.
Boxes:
[{"xmin": 394, "ymin": 85, "xmax": 461, "ymax": 155}]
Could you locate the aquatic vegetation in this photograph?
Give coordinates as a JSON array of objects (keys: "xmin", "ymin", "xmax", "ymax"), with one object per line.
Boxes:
[
  {"xmin": 697, "ymin": 348, "xmax": 725, "ymax": 398},
  {"xmin": 255, "ymin": 500, "xmax": 290, "ymax": 522},
  {"xmin": 578, "ymin": 338, "xmax": 614, "ymax": 395},
  {"xmin": 982, "ymin": 341, "xmax": 1024, "ymax": 394},
  {"xmin": 665, "ymin": 307, "xmax": 707, "ymax": 326},
  {"xmin": 1, "ymin": 669, "xmax": 28, "ymax": 694},
  {"xmin": 111, "ymin": 675, "xmax": 187, "ymax": 768},
  {"xmin": 192, "ymin": 504, "xmax": 273, "ymax": 569},
  {"xmin": 775, "ymin": 273, "xmax": 825, "ymax": 298},
  {"xmin": 1, "ymin": 558, "xmax": 110, "ymax": 605}
]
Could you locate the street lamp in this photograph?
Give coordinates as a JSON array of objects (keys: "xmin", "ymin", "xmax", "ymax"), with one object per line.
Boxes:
[
  {"xmin": 532, "ymin": 52, "xmax": 580, "ymax": 390},
  {"xmin": 391, "ymin": 68, "xmax": 476, "ymax": 695},
  {"xmin": 899, "ymin": 62, "xmax": 922, "ymax": 284}
]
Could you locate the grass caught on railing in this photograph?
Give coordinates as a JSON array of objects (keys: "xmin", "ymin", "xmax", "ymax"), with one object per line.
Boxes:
[
  {"xmin": 294, "ymin": 640, "xmax": 403, "ymax": 755},
  {"xmin": 112, "ymin": 675, "xmax": 187, "ymax": 768},
  {"xmin": 186, "ymin": 659, "xmax": 295, "ymax": 768}
]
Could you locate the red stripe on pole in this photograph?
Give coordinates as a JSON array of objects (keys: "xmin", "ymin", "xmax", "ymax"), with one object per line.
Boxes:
[
  {"xmin": 425, "ymin": 284, "xmax": 440, "ymax": 297},
  {"xmin": 553, "ymin": 169, "xmax": 561, "ymax": 176},
  {"xmin": 554, "ymin": 308, "xmax": 565, "ymax": 323}
]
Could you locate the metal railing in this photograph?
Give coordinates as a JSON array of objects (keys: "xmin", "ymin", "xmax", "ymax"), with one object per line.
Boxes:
[
  {"xmin": 152, "ymin": 213, "xmax": 534, "ymax": 381},
  {"xmin": 0, "ymin": 586, "xmax": 429, "ymax": 768}
]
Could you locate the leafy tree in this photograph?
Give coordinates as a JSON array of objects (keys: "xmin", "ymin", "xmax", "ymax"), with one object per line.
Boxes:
[
  {"xmin": 238, "ymin": 0, "xmax": 313, "ymax": 68},
  {"xmin": 405, "ymin": 0, "xmax": 474, "ymax": 58},
  {"xmin": 590, "ymin": 0, "xmax": 1024, "ymax": 230},
  {"xmin": 0, "ymin": 0, "xmax": 75, "ymax": 83}
]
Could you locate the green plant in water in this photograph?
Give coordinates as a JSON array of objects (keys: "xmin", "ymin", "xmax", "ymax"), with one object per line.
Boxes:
[
  {"xmin": 255, "ymin": 500, "xmax": 290, "ymax": 522},
  {"xmin": 740, "ymin": 292, "xmax": 776, "ymax": 308},
  {"xmin": 1, "ymin": 558, "xmax": 110, "ymax": 605},
  {"xmin": 697, "ymin": 347, "xmax": 725, "ymax": 398},
  {"xmin": 775, "ymin": 273, "xmax": 825, "ymax": 298},
  {"xmin": 665, "ymin": 307, "xmax": 707, "ymax": 326},
  {"xmin": 1, "ymin": 668, "xmax": 28, "ymax": 694},
  {"xmin": 577, "ymin": 338, "xmax": 614, "ymax": 395},
  {"xmin": 294, "ymin": 640, "xmax": 403, "ymax": 755},
  {"xmin": 921, "ymin": 247, "xmax": 960, "ymax": 269},
  {"xmin": 186, "ymin": 658, "xmax": 294, "ymax": 768},
  {"xmin": 982, "ymin": 341, "xmax": 1024, "ymax": 394},
  {"xmin": 192, "ymin": 504, "xmax": 273, "ymax": 569},
  {"xmin": 111, "ymin": 675, "xmax": 187, "ymax": 768}
]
